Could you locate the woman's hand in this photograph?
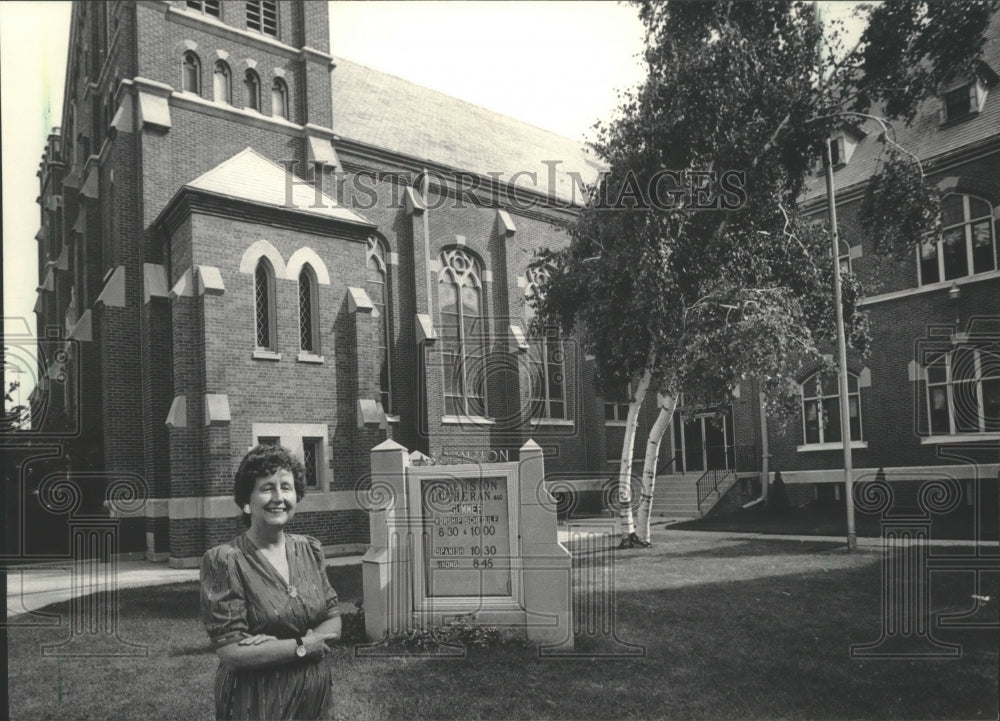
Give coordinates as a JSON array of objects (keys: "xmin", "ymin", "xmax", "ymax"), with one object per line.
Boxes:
[
  {"xmin": 302, "ymin": 628, "xmax": 338, "ymax": 658},
  {"xmin": 237, "ymin": 634, "xmax": 277, "ymax": 646}
]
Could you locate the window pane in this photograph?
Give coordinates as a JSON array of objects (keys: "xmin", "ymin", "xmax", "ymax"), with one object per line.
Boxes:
[
  {"xmin": 941, "ymin": 194, "xmax": 965, "ymax": 227},
  {"xmin": 461, "ymin": 284, "xmax": 480, "ymax": 315},
  {"xmin": 983, "ymin": 378, "xmax": 1000, "ymax": 431},
  {"xmin": 942, "ymin": 227, "xmax": 968, "ymax": 279},
  {"xmin": 971, "ymin": 221, "xmax": 994, "ymax": 274},
  {"xmin": 849, "ymin": 395, "xmax": 861, "ymax": 441},
  {"xmin": 822, "ymin": 398, "xmax": 842, "ymax": 443},
  {"xmin": 442, "ymin": 352, "xmax": 462, "ymax": 397},
  {"xmin": 927, "ymin": 356, "xmax": 948, "ymax": 384},
  {"xmin": 929, "ymin": 387, "xmax": 951, "ymax": 434},
  {"xmin": 439, "ymin": 281, "xmax": 457, "ymax": 314},
  {"xmin": 968, "ymin": 196, "xmax": 991, "ymax": 220},
  {"xmin": 255, "ymin": 264, "xmax": 270, "ymax": 348},
  {"xmin": 954, "ymin": 387, "xmax": 980, "ymax": 433},
  {"xmin": 547, "ymin": 360, "xmax": 564, "ymax": 401},
  {"xmin": 980, "ymin": 351, "xmax": 1000, "ymax": 380},
  {"xmin": 945, "ymin": 86, "xmax": 971, "ymax": 120},
  {"xmin": 952, "ymin": 348, "xmax": 976, "ymax": 382},
  {"xmin": 805, "ymin": 400, "xmax": 820, "ymax": 444},
  {"xmin": 298, "ymin": 273, "xmax": 313, "ymax": 352},
  {"xmin": 302, "ymin": 439, "xmax": 320, "ymax": 488},
  {"xmin": 920, "ymin": 237, "xmax": 940, "ymax": 284}
]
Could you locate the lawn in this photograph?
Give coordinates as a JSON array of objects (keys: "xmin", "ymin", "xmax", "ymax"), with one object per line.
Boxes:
[
  {"xmin": 670, "ymin": 499, "xmax": 999, "ymax": 541},
  {"xmin": 7, "ymin": 536, "xmax": 999, "ymax": 720}
]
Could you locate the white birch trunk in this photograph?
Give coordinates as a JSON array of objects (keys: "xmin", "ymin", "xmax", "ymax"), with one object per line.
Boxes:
[
  {"xmin": 634, "ymin": 393, "xmax": 677, "ymax": 543},
  {"xmin": 617, "ymin": 367, "xmax": 653, "ymax": 541}
]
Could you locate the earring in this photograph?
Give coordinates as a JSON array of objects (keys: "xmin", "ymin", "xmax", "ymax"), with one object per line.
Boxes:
[{"xmin": 243, "ymin": 504, "xmax": 251, "ymax": 514}]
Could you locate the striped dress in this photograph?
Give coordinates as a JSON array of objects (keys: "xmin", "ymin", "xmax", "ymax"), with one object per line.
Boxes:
[{"xmin": 200, "ymin": 532, "xmax": 340, "ymax": 720}]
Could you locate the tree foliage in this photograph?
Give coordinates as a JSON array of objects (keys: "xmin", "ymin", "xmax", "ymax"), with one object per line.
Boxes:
[{"xmin": 533, "ymin": 0, "xmax": 995, "ymax": 419}]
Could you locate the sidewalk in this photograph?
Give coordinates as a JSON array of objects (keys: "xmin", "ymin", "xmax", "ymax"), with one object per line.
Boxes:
[
  {"xmin": 4, "ymin": 554, "xmax": 362, "ymax": 620},
  {"xmin": 6, "ymin": 524, "xmax": 994, "ymax": 619}
]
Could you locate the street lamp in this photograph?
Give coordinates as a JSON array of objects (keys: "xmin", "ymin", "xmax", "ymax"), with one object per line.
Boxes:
[{"xmin": 823, "ymin": 138, "xmax": 858, "ymax": 552}]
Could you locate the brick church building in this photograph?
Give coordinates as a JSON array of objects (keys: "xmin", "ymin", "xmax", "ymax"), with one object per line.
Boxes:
[{"xmin": 30, "ymin": 1, "xmax": 999, "ymax": 565}]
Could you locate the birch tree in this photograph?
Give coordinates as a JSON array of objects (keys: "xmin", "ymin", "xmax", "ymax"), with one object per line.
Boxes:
[{"xmin": 532, "ymin": 0, "xmax": 996, "ymax": 547}]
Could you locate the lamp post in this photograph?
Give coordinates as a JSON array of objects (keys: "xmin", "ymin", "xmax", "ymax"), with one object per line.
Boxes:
[{"xmin": 823, "ymin": 138, "xmax": 857, "ymax": 552}]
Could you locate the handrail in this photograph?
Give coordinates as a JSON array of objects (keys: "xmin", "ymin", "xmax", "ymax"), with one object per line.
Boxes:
[{"xmin": 696, "ymin": 467, "xmax": 736, "ymax": 513}]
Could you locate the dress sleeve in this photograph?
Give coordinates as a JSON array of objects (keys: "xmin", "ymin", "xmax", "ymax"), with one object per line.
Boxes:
[
  {"xmin": 199, "ymin": 545, "xmax": 250, "ymax": 648},
  {"xmin": 306, "ymin": 535, "xmax": 340, "ymax": 618}
]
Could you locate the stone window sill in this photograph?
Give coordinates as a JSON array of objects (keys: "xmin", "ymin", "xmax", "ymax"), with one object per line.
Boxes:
[
  {"xmin": 442, "ymin": 415, "xmax": 496, "ymax": 426},
  {"xmin": 296, "ymin": 352, "xmax": 324, "ymax": 364},
  {"xmin": 921, "ymin": 433, "xmax": 1000, "ymax": 445},
  {"xmin": 796, "ymin": 441, "xmax": 868, "ymax": 452},
  {"xmin": 252, "ymin": 349, "xmax": 281, "ymax": 361}
]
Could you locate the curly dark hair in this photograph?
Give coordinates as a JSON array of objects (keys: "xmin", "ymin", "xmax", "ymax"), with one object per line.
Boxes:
[{"xmin": 234, "ymin": 445, "xmax": 307, "ymax": 524}]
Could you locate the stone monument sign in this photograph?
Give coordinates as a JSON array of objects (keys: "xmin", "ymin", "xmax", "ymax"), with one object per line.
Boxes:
[{"xmin": 362, "ymin": 439, "xmax": 573, "ymax": 649}]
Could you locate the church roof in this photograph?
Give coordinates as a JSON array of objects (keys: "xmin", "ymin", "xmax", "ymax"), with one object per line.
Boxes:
[
  {"xmin": 185, "ymin": 147, "xmax": 370, "ymax": 225},
  {"xmin": 803, "ymin": 10, "xmax": 1000, "ymax": 203},
  {"xmin": 330, "ymin": 57, "xmax": 604, "ymax": 205}
]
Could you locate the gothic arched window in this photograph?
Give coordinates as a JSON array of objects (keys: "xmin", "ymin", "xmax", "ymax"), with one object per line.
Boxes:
[
  {"xmin": 254, "ymin": 258, "xmax": 276, "ymax": 350},
  {"xmin": 525, "ymin": 261, "xmax": 566, "ymax": 420},
  {"xmin": 367, "ymin": 236, "xmax": 392, "ymax": 413},
  {"xmin": 438, "ymin": 248, "xmax": 486, "ymax": 417}
]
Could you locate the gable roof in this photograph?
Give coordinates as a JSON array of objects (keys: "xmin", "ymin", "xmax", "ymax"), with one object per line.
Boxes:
[
  {"xmin": 804, "ymin": 10, "xmax": 1000, "ymax": 203},
  {"xmin": 186, "ymin": 147, "xmax": 370, "ymax": 224},
  {"xmin": 330, "ymin": 57, "xmax": 604, "ymax": 205}
]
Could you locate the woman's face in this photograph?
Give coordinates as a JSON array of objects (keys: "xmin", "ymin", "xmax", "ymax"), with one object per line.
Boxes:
[{"xmin": 247, "ymin": 469, "xmax": 297, "ymax": 530}]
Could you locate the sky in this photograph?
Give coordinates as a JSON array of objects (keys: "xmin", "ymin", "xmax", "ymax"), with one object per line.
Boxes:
[{"xmin": 0, "ymin": 1, "xmax": 865, "ymax": 412}]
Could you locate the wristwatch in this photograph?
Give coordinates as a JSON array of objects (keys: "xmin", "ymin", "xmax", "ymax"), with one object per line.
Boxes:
[{"xmin": 295, "ymin": 637, "xmax": 307, "ymax": 658}]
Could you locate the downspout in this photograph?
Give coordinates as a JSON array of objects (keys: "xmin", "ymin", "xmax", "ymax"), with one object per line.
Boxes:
[{"xmin": 743, "ymin": 389, "xmax": 769, "ymax": 508}]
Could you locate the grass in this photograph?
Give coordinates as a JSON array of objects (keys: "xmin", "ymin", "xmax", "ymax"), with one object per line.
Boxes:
[
  {"xmin": 7, "ymin": 537, "xmax": 999, "ymax": 720},
  {"xmin": 670, "ymin": 499, "xmax": 999, "ymax": 541}
]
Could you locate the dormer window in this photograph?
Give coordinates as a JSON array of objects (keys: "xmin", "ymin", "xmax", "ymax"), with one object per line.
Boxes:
[
  {"xmin": 939, "ymin": 77, "xmax": 990, "ymax": 125},
  {"xmin": 945, "ymin": 84, "xmax": 975, "ymax": 121},
  {"xmin": 828, "ymin": 129, "xmax": 861, "ymax": 168},
  {"xmin": 830, "ymin": 137, "xmax": 845, "ymax": 167}
]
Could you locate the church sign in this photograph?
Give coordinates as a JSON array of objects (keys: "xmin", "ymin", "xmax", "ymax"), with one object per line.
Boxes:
[{"xmin": 362, "ymin": 439, "xmax": 572, "ymax": 649}]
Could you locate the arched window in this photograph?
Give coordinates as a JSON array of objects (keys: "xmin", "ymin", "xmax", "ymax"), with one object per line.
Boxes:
[
  {"xmin": 367, "ymin": 236, "xmax": 392, "ymax": 414},
  {"xmin": 925, "ymin": 346, "xmax": 1000, "ymax": 435},
  {"xmin": 271, "ymin": 78, "xmax": 288, "ymax": 120},
  {"xmin": 244, "ymin": 69, "xmax": 260, "ymax": 111},
  {"xmin": 525, "ymin": 260, "xmax": 566, "ymax": 420},
  {"xmin": 213, "ymin": 60, "xmax": 231, "ymax": 104},
  {"xmin": 801, "ymin": 371, "xmax": 862, "ymax": 445},
  {"xmin": 438, "ymin": 248, "xmax": 486, "ymax": 417},
  {"xmin": 298, "ymin": 266, "xmax": 318, "ymax": 354},
  {"xmin": 254, "ymin": 259, "xmax": 276, "ymax": 350},
  {"xmin": 919, "ymin": 193, "xmax": 997, "ymax": 285},
  {"xmin": 181, "ymin": 51, "xmax": 200, "ymax": 94}
]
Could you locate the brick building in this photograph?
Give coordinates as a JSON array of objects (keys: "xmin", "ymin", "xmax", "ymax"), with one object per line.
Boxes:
[
  {"xmin": 31, "ymin": 0, "xmax": 630, "ymax": 566},
  {"xmin": 30, "ymin": 1, "xmax": 1000, "ymax": 564},
  {"xmin": 763, "ymin": 12, "xmax": 1000, "ymax": 509}
]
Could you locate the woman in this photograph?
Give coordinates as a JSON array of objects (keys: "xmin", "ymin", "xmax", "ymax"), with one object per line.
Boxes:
[{"xmin": 200, "ymin": 444, "xmax": 342, "ymax": 720}]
